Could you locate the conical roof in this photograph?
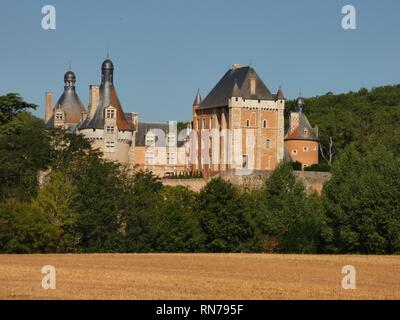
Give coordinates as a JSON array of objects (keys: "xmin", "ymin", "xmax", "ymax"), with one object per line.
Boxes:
[
  {"xmin": 193, "ymin": 89, "xmax": 202, "ymax": 105},
  {"xmin": 80, "ymin": 58, "xmax": 133, "ymax": 131},
  {"xmin": 48, "ymin": 70, "xmax": 86, "ymax": 125}
]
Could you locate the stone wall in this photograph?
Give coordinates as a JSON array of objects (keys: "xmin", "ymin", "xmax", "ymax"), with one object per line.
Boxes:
[
  {"xmin": 162, "ymin": 179, "xmax": 207, "ymax": 192},
  {"xmin": 162, "ymin": 170, "xmax": 331, "ymax": 194}
]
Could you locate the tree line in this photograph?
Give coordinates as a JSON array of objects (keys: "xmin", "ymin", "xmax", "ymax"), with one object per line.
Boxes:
[{"xmin": 0, "ymin": 91, "xmax": 399, "ymax": 254}]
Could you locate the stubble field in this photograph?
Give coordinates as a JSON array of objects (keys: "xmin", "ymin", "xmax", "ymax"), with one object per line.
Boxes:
[{"xmin": 0, "ymin": 254, "xmax": 399, "ymax": 300}]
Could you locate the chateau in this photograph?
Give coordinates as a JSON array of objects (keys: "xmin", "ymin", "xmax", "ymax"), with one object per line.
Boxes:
[{"xmin": 44, "ymin": 58, "xmax": 319, "ymax": 176}]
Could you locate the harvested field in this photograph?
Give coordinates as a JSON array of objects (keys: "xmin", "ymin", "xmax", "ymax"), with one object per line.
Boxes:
[{"xmin": 0, "ymin": 254, "xmax": 399, "ymax": 300}]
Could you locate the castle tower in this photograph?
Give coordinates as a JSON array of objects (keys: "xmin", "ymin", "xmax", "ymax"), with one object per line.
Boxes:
[
  {"xmin": 192, "ymin": 64, "xmax": 285, "ymax": 175},
  {"xmin": 79, "ymin": 57, "xmax": 134, "ymax": 163},
  {"xmin": 284, "ymin": 95, "xmax": 319, "ymax": 169},
  {"xmin": 45, "ymin": 70, "xmax": 87, "ymax": 131}
]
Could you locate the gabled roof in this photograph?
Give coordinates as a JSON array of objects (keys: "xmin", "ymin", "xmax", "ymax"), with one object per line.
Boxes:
[
  {"xmin": 285, "ymin": 112, "xmax": 319, "ymax": 141},
  {"xmin": 199, "ymin": 65, "xmax": 274, "ymax": 109}
]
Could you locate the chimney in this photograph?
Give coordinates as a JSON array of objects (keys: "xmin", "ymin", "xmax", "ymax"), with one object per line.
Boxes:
[
  {"xmin": 289, "ymin": 112, "xmax": 300, "ymax": 133},
  {"xmin": 88, "ymin": 85, "xmax": 100, "ymax": 118},
  {"xmin": 130, "ymin": 112, "xmax": 139, "ymax": 130},
  {"xmin": 45, "ymin": 92, "xmax": 53, "ymax": 123}
]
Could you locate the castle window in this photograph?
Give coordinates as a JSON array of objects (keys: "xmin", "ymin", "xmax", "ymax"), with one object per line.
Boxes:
[
  {"xmin": 266, "ymin": 139, "xmax": 271, "ymax": 149},
  {"xmin": 262, "ymin": 119, "xmax": 268, "ymax": 128},
  {"xmin": 55, "ymin": 112, "xmax": 64, "ymax": 120},
  {"xmin": 202, "ymin": 118, "xmax": 205, "ymax": 129},
  {"xmin": 292, "ymin": 149, "xmax": 298, "ymax": 155},
  {"xmin": 303, "ymin": 128, "xmax": 309, "ymax": 136},
  {"xmin": 246, "ymin": 119, "xmax": 250, "ymax": 127},
  {"xmin": 106, "ymin": 109, "xmax": 115, "ymax": 119},
  {"xmin": 105, "ymin": 140, "xmax": 115, "ymax": 153},
  {"xmin": 106, "ymin": 126, "xmax": 115, "ymax": 133},
  {"xmin": 313, "ymin": 146, "xmax": 318, "ymax": 151},
  {"xmin": 303, "ymin": 146, "xmax": 309, "ymax": 152},
  {"xmin": 235, "ymin": 97, "xmax": 238, "ymax": 102}
]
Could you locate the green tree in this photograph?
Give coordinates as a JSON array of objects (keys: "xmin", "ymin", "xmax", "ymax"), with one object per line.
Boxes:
[
  {"xmin": 157, "ymin": 186, "xmax": 204, "ymax": 252},
  {"xmin": 0, "ymin": 93, "xmax": 37, "ymax": 125},
  {"xmin": 0, "ymin": 199, "xmax": 56, "ymax": 253},
  {"xmin": 0, "ymin": 112, "xmax": 50, "ymax": 201},
  {"xmin": 322, "ymin": 145, "xmax": 400, "ymax": 253},
  {"xmin": 123, "ymin": 170, "xmax": 164, "ymax": 252},
  {"xmin": 256, "ymin": 161, "xmax": 324, "ymax": 253},
  {"xmin": 196, "ymin": 178, "xmax": 255, "ymax": 252},
  {"xmin": 34, "ymin": 171, "xmax": 79, "ymax": 252}
]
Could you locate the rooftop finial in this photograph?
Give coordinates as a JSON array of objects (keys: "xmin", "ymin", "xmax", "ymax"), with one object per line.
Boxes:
[
  {"xmin": 68, "ymin": 60, "xmax": 72, "ymax": 71},
  {"xmin": 106, "ymin": 48, "xmax": 110, "ymax": 59}
]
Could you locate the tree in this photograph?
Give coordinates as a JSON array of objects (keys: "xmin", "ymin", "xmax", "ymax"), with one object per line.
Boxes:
[
  {"xmin": 0, "ymin": 199, "xmax": 56, "ymax": 253},
  {"xmin": 156, "ymin": 186, "xmax": 204, "ymax": 252},
  {"xmin": 34, "ymin": 171, "xmax": 79, "ymax": 252},
  {"xmin": 0, "ymin": 93, "xmax": 37, "ymax": 125},
  {"xmin": 322, "ymin": 145, "xmax": 400, "ymax": 253},
  {"xmin": 255, "ymin": 161, "xmax": 324, "ymax": 253},
  {"xmin": 0, "ymin": 112, "xmax": 50, "ymax": 201},
  {"xmin": 196, "ymin": 178, "xmax": 255, "ymax": 252},
  {"xmin": 123, "ymin": 170, "xmax": 164, "ymax": 252},
  {"xmin": 67, "ymin": 153, "xmax": 126, "ymax": 252}
]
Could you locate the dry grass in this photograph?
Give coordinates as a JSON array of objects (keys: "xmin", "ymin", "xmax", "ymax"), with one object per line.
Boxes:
[{"xmin": 0, "ymin": 253, "xmax": 399, "ymax": 300}]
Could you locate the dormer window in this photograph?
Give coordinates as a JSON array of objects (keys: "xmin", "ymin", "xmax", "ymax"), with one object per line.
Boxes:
[
  {"xmin": 55, "ymin": 112, "xmax": 64, "ymax": 120},
  {"xmin": 303, "ymin": 128, "xmax": 309, "ymax": 136},
  {"xmin": 106, "ymin": 109, "xmax": 115, "ymax": 119}
]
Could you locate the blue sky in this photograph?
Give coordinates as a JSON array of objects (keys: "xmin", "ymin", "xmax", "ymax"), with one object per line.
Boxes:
[{"xmin": 1, "ymin": 0, "xmax": 399, "ymax": 122}]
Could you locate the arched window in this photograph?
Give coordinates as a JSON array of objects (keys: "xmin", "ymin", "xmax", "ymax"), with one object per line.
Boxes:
[
  {"xmin": 246, "ymin": 119, "xmax": 250, "ymax": 127},
  {"xmin": 266, "ymin": 139, "xmax": 271, "ymax": 149}
]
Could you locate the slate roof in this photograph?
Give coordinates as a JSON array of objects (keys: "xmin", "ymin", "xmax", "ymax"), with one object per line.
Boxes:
[
  {"xmin": 135, "ymin": 122, "xmax": 186, "ymax": 147},
  {"xmin": 135, "ymin": 122, "xmax": 170, "ymax": 146},
  {"xmin": 80, "ymin": 59, "xmax": 134, "ymax": 132},
  {"xmin": 193, "ymin": 89, "xmax": 202, "ymax": 105},
  {"xmin": 199, "ymin": 65, "xmax": 275, "ymax": 109},
  {"xmin": 285, "ymin": 112, "xmax": 319, "ymax": 141},
  {"xmin": 46, "ymin": 71, "xmax": 87, "ymax": 128}
]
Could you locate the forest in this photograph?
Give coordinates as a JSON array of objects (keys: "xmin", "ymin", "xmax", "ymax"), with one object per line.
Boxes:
[{"xmin": 0, "ymin": 86, "xmax": 399, "ymax": 254}]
